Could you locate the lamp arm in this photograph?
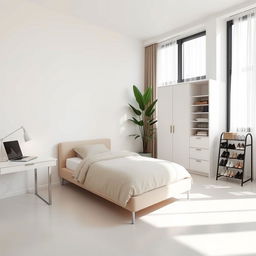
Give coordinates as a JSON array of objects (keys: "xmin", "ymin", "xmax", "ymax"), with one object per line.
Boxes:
[{"xmin": 0, "ymin": 126, "xmax": 23, "ymax": 141}]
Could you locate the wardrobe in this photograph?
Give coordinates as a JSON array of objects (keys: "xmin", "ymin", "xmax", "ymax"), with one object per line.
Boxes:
[{"xmin": 157, "ymin": 80, "xmax": 226, "ymax": 177}]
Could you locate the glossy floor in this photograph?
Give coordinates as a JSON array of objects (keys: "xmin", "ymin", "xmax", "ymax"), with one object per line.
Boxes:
[{"xmin": 1, "ymin": 175, "xmax": 256, "ymax": 256}]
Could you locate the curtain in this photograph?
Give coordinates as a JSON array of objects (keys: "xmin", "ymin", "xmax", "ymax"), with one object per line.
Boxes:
[
  {"xmin": 230, "ymin": 9, "xmax": 256, "ymax": 132},
  {"xmin": 182, "ymin": 35, "xmax": 206, "ymax": 81},
  {"xmin": 157, "ymin": 39, "xmax": 177, "ymax": 86},
  {"xmin": 145, "ymin": 44, "xmax": 157, "ymax": 157}
]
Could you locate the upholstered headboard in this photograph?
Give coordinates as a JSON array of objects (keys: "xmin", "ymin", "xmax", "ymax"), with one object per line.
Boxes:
[{"xmin": 58, "ymin": 138, "xmax": 111, "ymax": 173}]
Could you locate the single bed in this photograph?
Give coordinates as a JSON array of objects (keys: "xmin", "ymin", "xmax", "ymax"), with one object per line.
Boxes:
[{"xmin": 58, "ymin": 139, "xmax": 192, "ymax": 224}]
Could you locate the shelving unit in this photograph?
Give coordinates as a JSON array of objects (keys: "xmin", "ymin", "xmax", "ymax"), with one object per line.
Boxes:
[
  {"xmin": 191, "ymin": 87, "xmax": 209, "ymax": 137},
  {"xmin": 216, "ymin": 132, "xmax": 253, "ymax": 186}
]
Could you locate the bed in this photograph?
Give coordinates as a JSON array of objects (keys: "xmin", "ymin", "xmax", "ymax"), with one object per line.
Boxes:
[{"xmin": 58, "ymin": 138, "xmax": 192, "ymax": 224}]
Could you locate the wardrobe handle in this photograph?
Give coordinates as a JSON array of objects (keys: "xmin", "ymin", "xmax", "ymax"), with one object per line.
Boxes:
[
  {"xmin": 196, "ymin": 148, "xmax": 202, "ymax": 151},
  {"xmin": 173, "ymin": 125, "xmax": 175, "ymax": 133},
  {"xmin": 170, "ymin": 125, "xmax": 173, "ymax": 134}
]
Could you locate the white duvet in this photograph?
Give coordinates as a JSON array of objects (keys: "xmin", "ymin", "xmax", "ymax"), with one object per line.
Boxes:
[{"xmin": 74, "ymin": 151, "xmax": 191, "ymax": 207}]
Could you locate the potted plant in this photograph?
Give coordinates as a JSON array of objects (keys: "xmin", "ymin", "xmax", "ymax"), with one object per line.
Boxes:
[{"xmin": 129, "ymin": 85, "xmax": 158, "ymax": 157}]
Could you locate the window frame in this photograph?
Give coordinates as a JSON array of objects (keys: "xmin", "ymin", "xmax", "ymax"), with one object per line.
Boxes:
[
  {"xmin": 177, "ymin": 31, "xmax": 206, "ymax": 83},
  {"xmin": 227, "ymin": 20, "xmax": 233, "ymax": 132}
]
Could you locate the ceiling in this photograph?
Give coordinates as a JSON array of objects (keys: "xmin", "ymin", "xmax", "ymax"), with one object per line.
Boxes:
[{"xmin": 33, "ymin": 0, "xmax": 253, "ymax": 40}]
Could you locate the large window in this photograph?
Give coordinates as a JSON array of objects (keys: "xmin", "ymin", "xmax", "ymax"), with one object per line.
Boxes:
[
  {"xmin": 157, "ymin": 40, "xmax": 178, "ymax": 86},
  {"xmin": 157, "ymin": 31, "xmax": 206, "ymax": 86},
  {"xmin": 227, "ymin": 9, "xmax": 256, "ymax": 132}
]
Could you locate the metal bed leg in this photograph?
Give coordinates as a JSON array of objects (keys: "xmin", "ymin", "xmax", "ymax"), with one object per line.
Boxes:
[
  {"xmin": 187, "ymin": 190, "xmax": 190, "ymax": 200},
  {"xmin": 131, "ymin": 212, "xmax": 135, "ymax": 224},
  {"xmin": 34, "ymin": 167, "xmax": 52, "ymax": 205},
  {"xmin": 61, "ymin": 178, "xmax": 65, "ymax": 185}
]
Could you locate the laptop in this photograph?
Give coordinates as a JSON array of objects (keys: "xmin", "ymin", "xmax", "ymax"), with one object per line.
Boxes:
[{"xmin": 3, "ymin": 140, "xmax": 37, "ymax": 162}]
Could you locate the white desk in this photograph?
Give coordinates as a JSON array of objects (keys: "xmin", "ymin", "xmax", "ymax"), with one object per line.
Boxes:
[{"xmin": 0, "ymin": 157, "xmax": 57, "ymax": 205}]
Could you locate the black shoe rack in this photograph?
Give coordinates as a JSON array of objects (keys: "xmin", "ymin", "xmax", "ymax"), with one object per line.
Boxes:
[{"xmin": 216, "ymin": 132, "xmax": 253, "ymax": 186}]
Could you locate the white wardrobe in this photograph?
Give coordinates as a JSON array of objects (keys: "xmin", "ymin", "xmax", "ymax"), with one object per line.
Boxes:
[{"xmin": 157, "ymin": 80, "xmax": 226, "ymax": 177}]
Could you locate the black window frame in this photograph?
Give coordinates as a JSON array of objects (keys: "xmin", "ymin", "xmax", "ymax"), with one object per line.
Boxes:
[
  {"xmin": 227, "ymin": 20, "xmax": 233, "ymax": 132},
  {"xmin": 177, "ymin": 31, "xmax": 206, "ymax": 83}
]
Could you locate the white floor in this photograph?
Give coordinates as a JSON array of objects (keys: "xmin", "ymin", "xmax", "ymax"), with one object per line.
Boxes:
[{"xmin": 1, "ymin": 174, "xmax": 256, "ymax": 256}]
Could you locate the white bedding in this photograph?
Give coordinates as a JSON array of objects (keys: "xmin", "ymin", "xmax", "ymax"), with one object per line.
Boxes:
[
  {"xmin": 66, "ymin": 157, "xmax": 82, "ymax": 171},
  {"xmin": 74, "ymin": 151, "xmax": 191, "ymax": 207}
]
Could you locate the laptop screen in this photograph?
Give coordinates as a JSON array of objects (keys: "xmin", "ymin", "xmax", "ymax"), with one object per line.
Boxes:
[{"xmin": 3, "ymin": 140, "xmax": 23, "ymax": 160}]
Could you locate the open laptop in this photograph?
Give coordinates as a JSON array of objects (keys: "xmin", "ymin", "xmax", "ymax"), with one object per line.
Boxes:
[{"xmin": 3, "ymin": 140, "xmax": 37, "ymax": 162}]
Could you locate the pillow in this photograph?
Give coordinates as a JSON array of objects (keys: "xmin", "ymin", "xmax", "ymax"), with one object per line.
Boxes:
[{"xmin": 73, "ymin": 144, "xmax": 109, "ymax": 158}]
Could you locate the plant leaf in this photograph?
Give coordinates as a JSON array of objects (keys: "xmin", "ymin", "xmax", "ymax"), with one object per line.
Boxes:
[
  {"xmin": 143, "ymin": 87, "xmax": 152, "ymax": 106},
  {"xmin": 129, "ymin": 104, "xmax": 141, "ymax": 115},
  {"xmin": 129, "ymin": 117, "xmax": 144, "ymax": 126},
  {"xmin": 145, "ymin": 99, "xmax": 157, "ymax": 116},
  {"xmin": 149, "ymin": 120, "xmax": 158, "ymax": 125},
  {"xmin": 133, "ymin": 85, "xmax": 145, "ymax": 110}
]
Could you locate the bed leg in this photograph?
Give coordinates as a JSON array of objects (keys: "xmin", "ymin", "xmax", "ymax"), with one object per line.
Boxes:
[
  {"xmin": 187, "ymin": 190, "xmax": 190, "ymax": 200},
  {"xmin": 61, "ymin": 178, "xmax": 65, "ymax": 185},
  {"xmin": 131, "ymin": 212, "xmax": 135, "ymax": 224}
]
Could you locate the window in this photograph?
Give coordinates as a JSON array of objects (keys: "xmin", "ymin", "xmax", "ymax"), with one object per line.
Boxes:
[
  {"xmin": 156, "ymin": 31, "xmax": 206, "ymax": 87},
  {"xmin": 178, "ymin": 31, "xmax": 206, "ymax": 82},
  {"xmin": 227, "ymin": 9, "xmax": 256, "ymax": 132},
  {"xmin": 157, "ymin": 40, "xmax": 178, "ymax": 86}
]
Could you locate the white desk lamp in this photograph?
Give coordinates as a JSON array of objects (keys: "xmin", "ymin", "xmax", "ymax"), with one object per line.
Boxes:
[{"xmin": 0, "ymin": 126, "xmax": 31, "ymax": 162}]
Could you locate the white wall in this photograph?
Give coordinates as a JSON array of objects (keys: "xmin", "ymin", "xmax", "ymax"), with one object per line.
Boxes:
[{"xmin": 0, "ymin": 0, "xmax": 144, "ymax": 198}]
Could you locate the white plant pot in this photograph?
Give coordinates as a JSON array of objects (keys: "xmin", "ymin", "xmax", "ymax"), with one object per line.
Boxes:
[{"xmin": 139, "ymin": 152, "xmax": 152, "ymax": 158}]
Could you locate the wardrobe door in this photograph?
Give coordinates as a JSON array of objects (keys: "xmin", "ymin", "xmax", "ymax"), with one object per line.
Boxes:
[
  {"xmin": 157, "ymin": 86, "xmax": 173, "ymax": 161},
  {"xmin": 172, "ymin": 84, "xmax": 190, "ymax": 168}
]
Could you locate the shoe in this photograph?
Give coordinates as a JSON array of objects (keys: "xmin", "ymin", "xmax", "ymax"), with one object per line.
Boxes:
[
  {"xmin": 219, "ymin": 159, "xmax": 224, "ymax": 166},
  {"xmin": 229, "ymin": 161, "xmax": 234, "ymax": 168},
  {"xmin": 238, "ymin": 171, "xmax": 243, "ymax": 179},
  {"xmin": 224, "ymin": 170, "xmax": 229, "ymax": 176},
  {"xmin": 235, "ymin": 171, "xmax": 241, "ymax": 179},
  {"xmin": 233, "ymin": 152, "xmax": 238, "ymax": 159},
  {"xmin": 230, "ymin": 171, "xmax": 235, "ymax": 178},
  {"xmin": 228, "ymin": 144, "xmax": 236, "ymax": 149},
  {"xmin": 237, "ymin": 143, "xmax": 241, "ymax": 150},
  {"xmin": 221, "ymin": 151, "xmax": 230, "ymax": 158},
  {"xmin": 237, "ymin": 154, "xmax": 244, "ymax": 160},
  {"xmin": 221, "ymin": 151, "xmax": 226, "ymax": 157},
  {"xmin": 221, "ymin": 142, "xmax": 228, "ymax": 148},
  {"xmin": 238, "ymin": 162, "xmax": 243, "ymax": 169},
  {"xmin": 235, "ymin": 162, "xmax": 240, "ymax": 168},
  {"xmin": 241, "ymin": 143, "xmax": 245, "ymax": 149}
]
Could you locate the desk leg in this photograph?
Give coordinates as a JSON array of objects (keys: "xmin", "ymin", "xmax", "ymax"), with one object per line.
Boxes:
[{"xmin": 34, "ymin": 167, "xmax": 52, "ymax": 205}]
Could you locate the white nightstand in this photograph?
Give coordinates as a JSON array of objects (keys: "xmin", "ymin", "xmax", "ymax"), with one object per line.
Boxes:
[{"xmin": 0, "ymin": 157, "xmax": 57, "ymax": 205}]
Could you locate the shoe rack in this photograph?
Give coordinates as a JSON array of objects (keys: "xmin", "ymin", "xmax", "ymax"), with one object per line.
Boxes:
[{"xmin": 216, "ymin": 132, "xmax": 253, "ymax": 186}]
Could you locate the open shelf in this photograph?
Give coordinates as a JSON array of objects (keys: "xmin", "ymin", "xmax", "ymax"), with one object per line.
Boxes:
[
  {"xmin": 192, "ymin": 104, "xmax": 209, "ymax": 107},
  {"xmin": 192, "ymin": 94, "xmax": 209, "ymax": 98},
  {"xmin": 191, "ymin": 128, "xmax": 208, "ymax": 130},
  {"xmin": 192, "ymin": 121, "xmax": 208, "ymax": 123}
]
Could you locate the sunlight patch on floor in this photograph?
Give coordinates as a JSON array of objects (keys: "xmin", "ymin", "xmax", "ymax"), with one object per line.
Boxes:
[
  {"xmin": 141, "ymin": 198, "xmax": 256, "ymax": 228},
  {"xmin": 174, "ymin": 231, "xmax": 256, "ymax": 256}
]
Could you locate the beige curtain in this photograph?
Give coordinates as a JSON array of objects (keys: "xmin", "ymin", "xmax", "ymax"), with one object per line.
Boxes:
[{"xmin": 144, "ymin": 44, "xmax": 157, "ymax": 158}]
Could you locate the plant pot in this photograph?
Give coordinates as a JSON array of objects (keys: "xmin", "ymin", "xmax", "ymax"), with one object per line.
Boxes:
[{"xmin": 139, "ymin": 152, "xmax": 152, "ymax": 158}]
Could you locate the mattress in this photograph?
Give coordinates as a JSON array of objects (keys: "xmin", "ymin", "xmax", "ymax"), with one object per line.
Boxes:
[{"xmin": 66, "ymin": 157, "xmax": 82, "ymax": 171}]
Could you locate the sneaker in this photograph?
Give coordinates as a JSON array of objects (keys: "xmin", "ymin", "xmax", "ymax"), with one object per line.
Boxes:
[{"xmin": 229, "ymin": 161, "xmax": 234, "ymax": 168}]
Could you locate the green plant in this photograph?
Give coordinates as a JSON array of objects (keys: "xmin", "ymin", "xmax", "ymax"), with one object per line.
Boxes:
[{"xmin": 129, "ymin": 85, "xmax": 158, "ymax": 153}]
